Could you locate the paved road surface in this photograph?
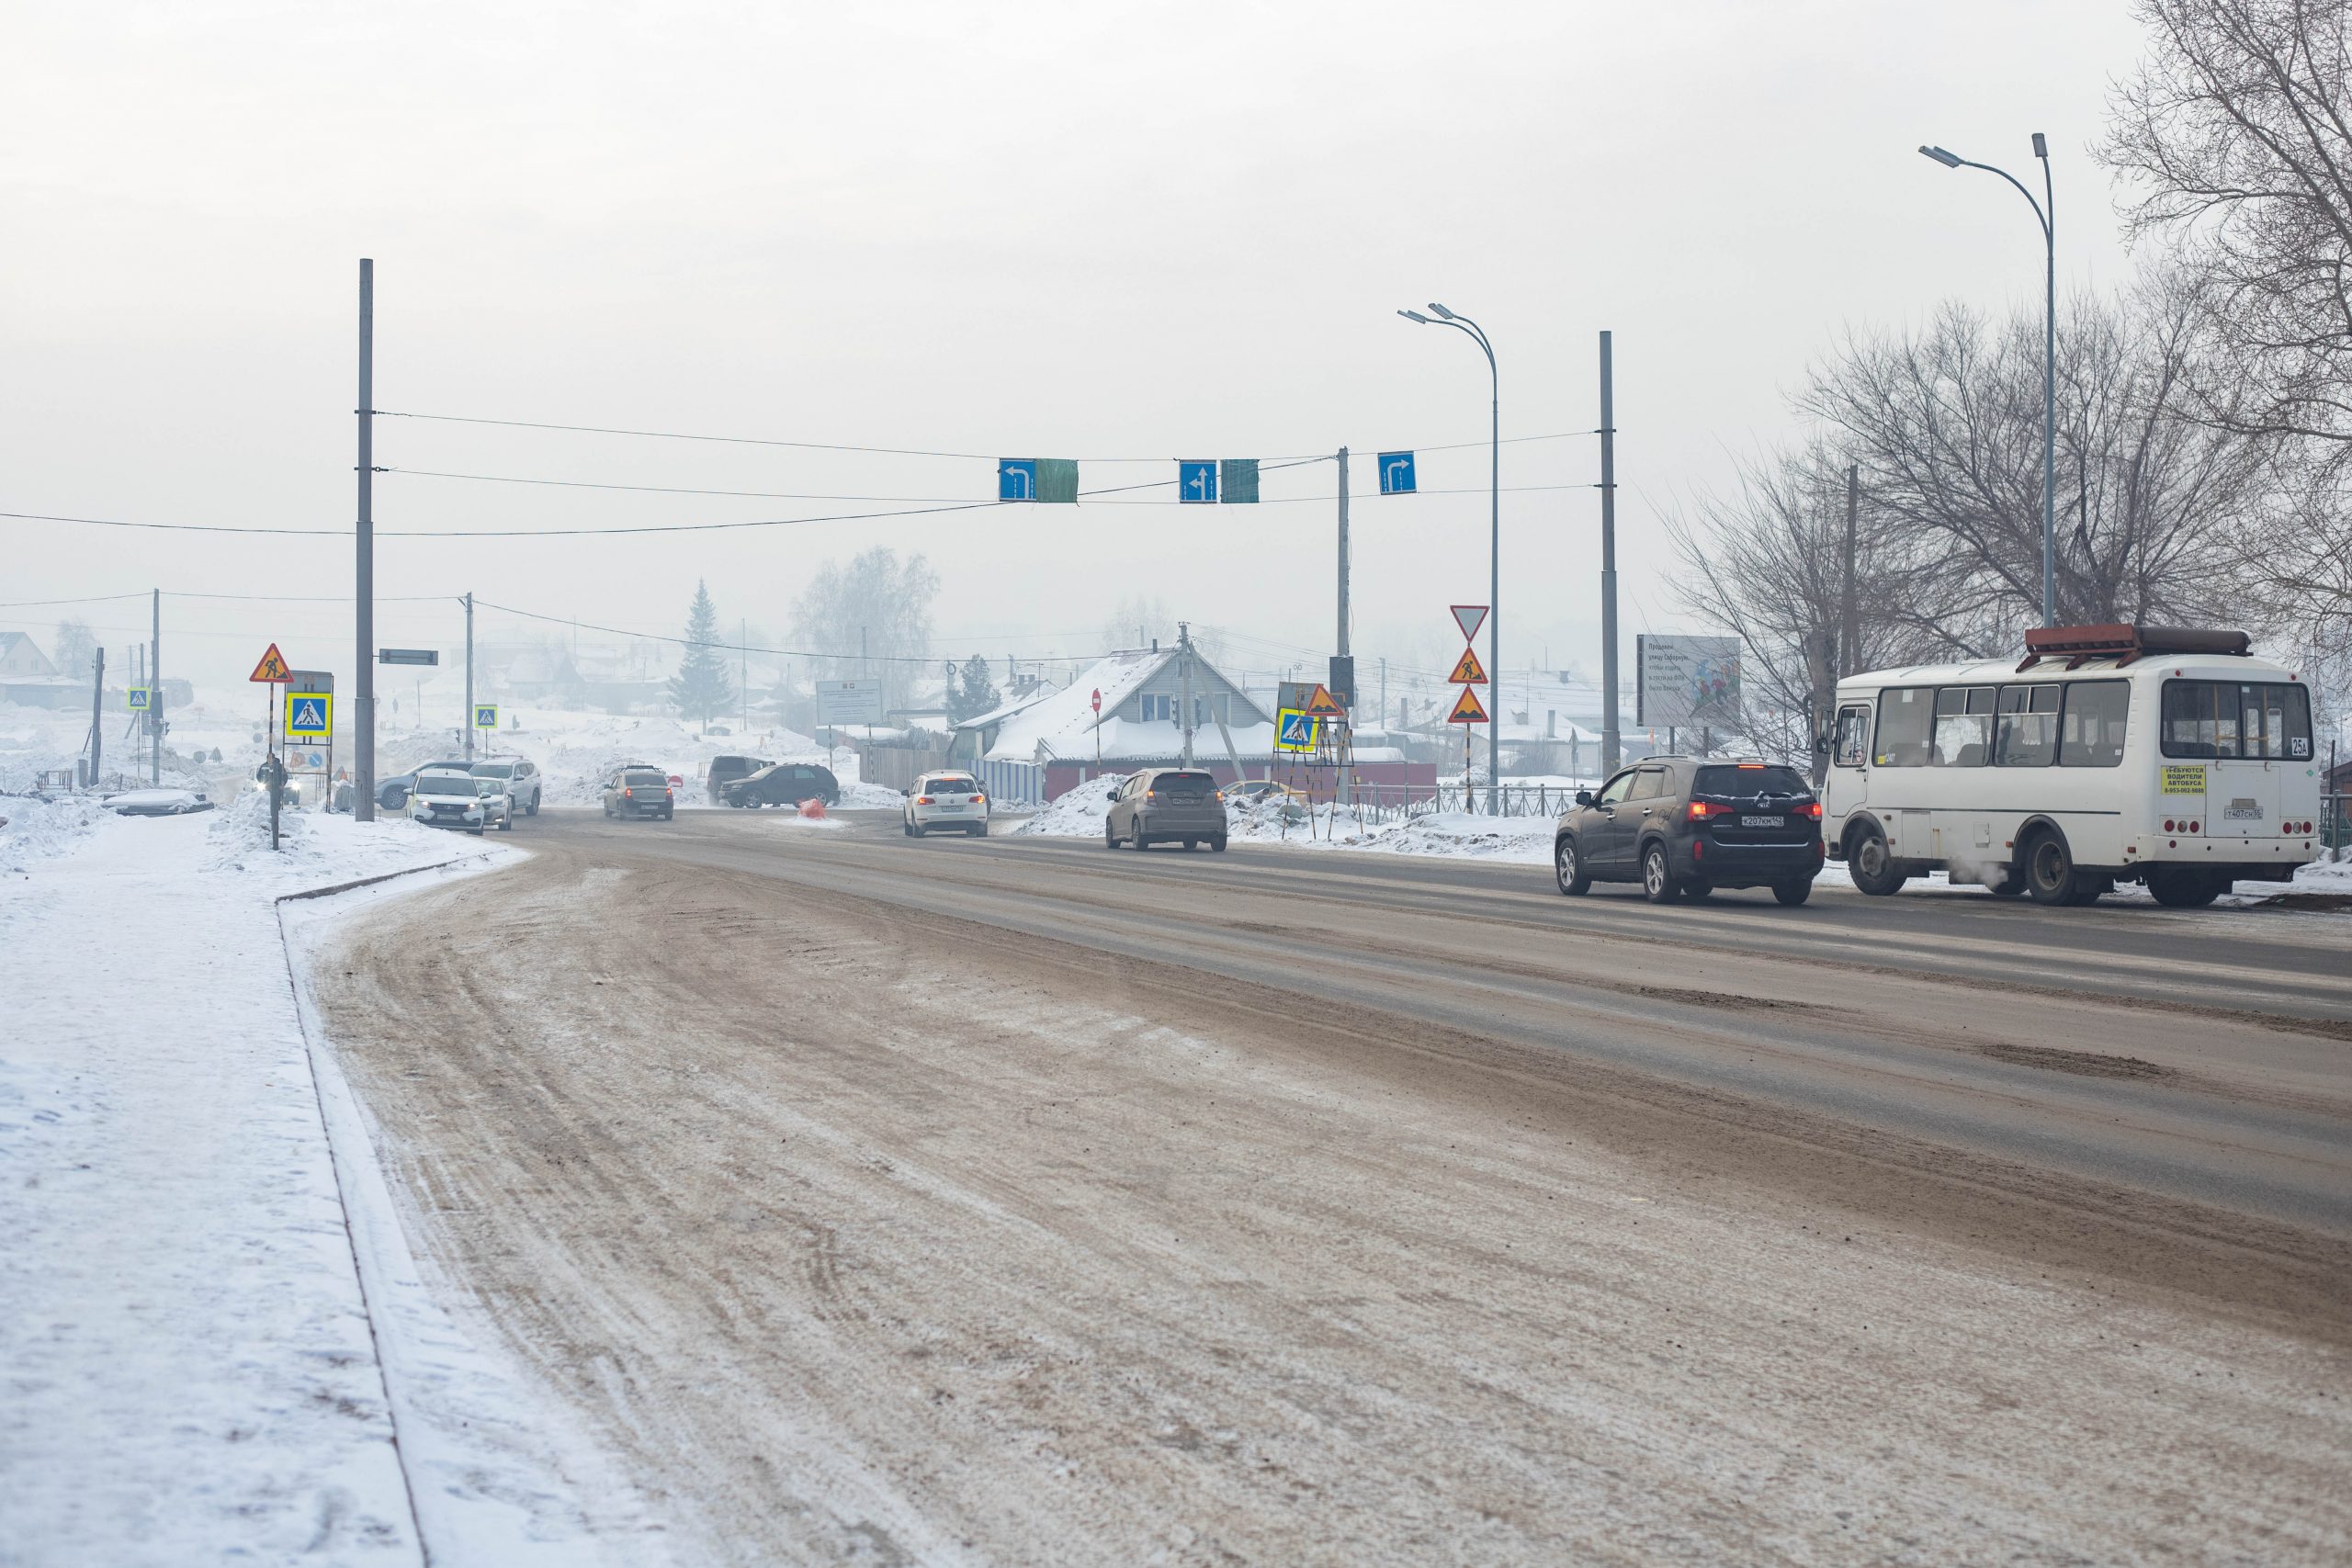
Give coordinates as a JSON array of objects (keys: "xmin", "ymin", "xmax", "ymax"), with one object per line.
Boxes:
[{"xmin": 312, "ymin": 810, "xmax": 2352, "ymax": 1564}]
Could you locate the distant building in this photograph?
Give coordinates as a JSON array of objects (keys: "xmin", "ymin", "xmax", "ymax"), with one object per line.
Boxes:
[{"xmin": 0, "ymin": 631, "xmax": 59, "ymax": 679}]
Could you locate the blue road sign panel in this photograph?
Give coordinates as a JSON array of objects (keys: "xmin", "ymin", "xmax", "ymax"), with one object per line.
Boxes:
[
  {"xmin": 474, "ymin": 704, "xmax": 499, "ymax": 729},
  {"xmin": 1379, "ymin": 451, "xmax": 1417, "ymax": 495},
  {"xmin": 125, "ymin": 686, "xmax": 151, "ymax": 710},
  {"xmin": 1179, "ymin": 460, "xmax": 1218, "ymax": 503},
  {"xmin": 1274, "ymin": 709, "xmax": 1323, "ymax": 752},
  {"xmin": 998, "ymin": 459, "xmax": 1037, "ymax": 502},
  {"xmin": 285, "ymin": 693, "xmax": 332, "ymax": 737}
]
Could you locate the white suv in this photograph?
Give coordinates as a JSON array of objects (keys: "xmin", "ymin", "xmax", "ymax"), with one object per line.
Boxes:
[{"xmin": 902, "ymin": 771, "xmax": 988, "ymax": 838}]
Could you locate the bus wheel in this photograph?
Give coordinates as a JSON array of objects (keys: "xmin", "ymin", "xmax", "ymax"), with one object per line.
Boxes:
[
  {"xmin": 1848, "ymin": 825, "xmax": 1905, "ymax": 897},
  {"xmin": 2024, "ymin": 829, "xmax": 2091, "ymax": 906},
  {"xmin": 2148, "ymin": 867, "xmax": 2222, "ymax": 908}
]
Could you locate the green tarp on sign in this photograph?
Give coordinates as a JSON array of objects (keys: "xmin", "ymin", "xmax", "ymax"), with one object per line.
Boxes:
[
  {"xmin": 1219, "ymin": 458, "xmax": 1260, "ymax": 503},
  {"xmin": 1035, "ymin": 458, "xmax": 1080, "ymax": 504}
]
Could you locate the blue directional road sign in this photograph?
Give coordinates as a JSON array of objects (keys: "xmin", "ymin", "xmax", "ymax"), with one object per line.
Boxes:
[
  {"xmin": 1379, "ymin": 450, "xmax": 1417, "ymax": 495},
  {"xmin": 474, "ymin": 704, "xmax": 499, "ymax": 730},
  {"xmin": 1179, "ymin": 460, "xmax": 1217, "ymax": 503},
  {"xmin": 998, "ymin": 459, "xmax": 1037, "ymax": 502},
  {"xmin": 285, "ymin": 692, "xmax": 333, "ymax": 737}
]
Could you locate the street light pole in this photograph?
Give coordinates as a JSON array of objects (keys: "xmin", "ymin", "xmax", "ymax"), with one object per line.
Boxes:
[
  {"xmin": 1919, "ymin": 136, "xmax": 2057, "ymax": 626},
  {"xmin": 1398, "ymin": 302, "xmax": 1500, "ymax": 813}
]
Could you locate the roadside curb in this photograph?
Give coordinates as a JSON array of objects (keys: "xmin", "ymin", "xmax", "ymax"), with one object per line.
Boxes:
[{"xmin": 275, "ymin": 848, "xmax": 498, "ymax": 906}]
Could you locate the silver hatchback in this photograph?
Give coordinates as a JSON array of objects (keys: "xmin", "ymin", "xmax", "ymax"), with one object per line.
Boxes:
[{"xmin": 1102, "ymin": 768, "xmax": 1227, "ymax": 852}]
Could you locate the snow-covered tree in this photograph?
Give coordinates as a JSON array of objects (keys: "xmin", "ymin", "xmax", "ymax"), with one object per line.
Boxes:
[
  {"xmin": 667, "ymin": 581, "xmax": 734, "ymax": 730},
  {"xmin": 946, "ymin": 654, "xmax": 1001, "ymax": 723}
]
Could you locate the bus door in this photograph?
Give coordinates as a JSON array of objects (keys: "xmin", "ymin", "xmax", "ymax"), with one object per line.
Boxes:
[{"xmin": 1829, "ymin": 702, "xmax": 1871, "ymax": 816}]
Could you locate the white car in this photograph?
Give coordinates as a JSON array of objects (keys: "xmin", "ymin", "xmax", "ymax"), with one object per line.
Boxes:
[
  {"xmin": 901, "ymin": 771, "xmax": 989, "ymax": 838},
  {"xmin": 411, "ymin": 768, "xmax": 503, "ymax": 834}
]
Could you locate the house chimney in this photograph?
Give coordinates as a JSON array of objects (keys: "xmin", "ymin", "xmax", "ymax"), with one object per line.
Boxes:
[{"xmin": 1151, "ymin": 637, "xmax": 1159, "ymax": 652}]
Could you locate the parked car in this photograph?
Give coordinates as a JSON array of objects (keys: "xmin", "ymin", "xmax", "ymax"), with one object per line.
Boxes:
[
  {"xmin": 1221, "ymin": 779, "xmax": 1308, "ymax": 820},
  {"xmin": 1103, "ymin": 768, "xmax": 1227, "ymax": 852},
  {"xmin": 706, "ymin": 754, "xmax": 774, "ymax": 805},
  {"xmin": 470, "ymin": 758, "xmax": 543, "ymax": 816},
  {"xmin": 1553, "ymin": 757, "xmax": 1823, "ymax": 905},
  {"xmin": 902, "ymin": 771, "xmax": 989, "ymax": 837},
  {"xmin": 106, "ymin": 788, "xmax": 212, "ymax": 817},
  {"xmin": 723, "ymin": 761, "xmax": 840, "ymax": 809},
  {"xmin": 602, "ymin": 765, "xmax": 676, "ymax": 820},
  {"xmin": 377, "ymin": 770, "xmax": 418, "ymax": 809},
  {"xmin": 412, "ymin": 768, "xmax": 492, "ymax": 834}
]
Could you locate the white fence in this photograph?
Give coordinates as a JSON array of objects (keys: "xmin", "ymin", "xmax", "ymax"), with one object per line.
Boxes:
[{"xmin": 981, "ymin": 757, "xmax": 1046, "ymax": 808}]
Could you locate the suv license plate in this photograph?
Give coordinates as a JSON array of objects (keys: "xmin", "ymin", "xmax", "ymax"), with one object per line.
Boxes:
[{"xmin": 1740, "ymin": 815, "xmax": 1785, "ymax": 828}]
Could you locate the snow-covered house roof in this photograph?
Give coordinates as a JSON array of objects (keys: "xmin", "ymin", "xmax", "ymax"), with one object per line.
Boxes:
[
  {"xmin": 984, "ymin": 647, "xmax": 1275, "ymax": 764},
  {"xmin": 0, "ymin": 631, "xmax": 59, "ymax": 678},
  {"xmin": 953, "ymin": 681, "xmax": 1061, "ymax": 733}
]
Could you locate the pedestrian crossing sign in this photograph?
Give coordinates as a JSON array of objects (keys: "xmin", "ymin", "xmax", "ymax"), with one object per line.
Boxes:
[
  {"xmin": 125, "ymin": 686, "xmax": 151, "ymax": 711},
  {"xmin": 285, "ymin": 691, "xmax": 333, "ymax": 737},
  {"xmin": 474, "ymin": 704, "xmax": 499, "ymax": 729},
  {"xmin": 1274, "ymin": 708, "xmax": 1323, "ymax": 753}
]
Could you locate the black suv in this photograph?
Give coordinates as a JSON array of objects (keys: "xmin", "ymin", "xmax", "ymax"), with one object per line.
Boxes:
[
  {"xmin": 1554, "ymin": 758, "xmax": 1824, "ymax": 905},
  {"xmin": 706, "ymin": 754, "xmax": 773, "ymax": 805},
  {"xmin": 722, "ymin": 761, "xmax": 840, "ymax": 809}
]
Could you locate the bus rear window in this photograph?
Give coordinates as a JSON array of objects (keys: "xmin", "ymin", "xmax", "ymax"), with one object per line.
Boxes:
[{"xmin": 2162, "ymin": 680, "xmax": 2312, "ymax": 761}]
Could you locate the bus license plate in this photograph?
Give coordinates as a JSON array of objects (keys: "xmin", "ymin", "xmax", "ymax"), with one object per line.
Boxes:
[
  {"xmin": 2223, "ymin": 799, "xmax": 2262, "ymax": 820},
  {"xmin": 1741, "ymin": 815, "xmax": 1784, "ymax": 828}
]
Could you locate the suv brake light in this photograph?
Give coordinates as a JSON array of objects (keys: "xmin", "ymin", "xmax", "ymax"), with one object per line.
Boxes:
[
  {"xmin": 624, "ymin": 787, "xmax": 633, "ymax": 797},
  {"xmin": 915, "ymin": 795, "xmax": 933, "ymax": 805},
  {"xmin": 1802, "ymin": 801, "xmax": 1823, "ymax": 818},
  {"xmin": 1687, "ymin": 800, "xmax": 1725, "ymax": 821}
]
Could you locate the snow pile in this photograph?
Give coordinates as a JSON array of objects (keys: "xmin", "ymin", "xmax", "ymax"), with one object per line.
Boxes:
[
  {"xmin": 1011, "ymin": 781, "xmax": 1114, "ymax": 838},
  {"xmin": 0, "ymin": 792, "xmax": 109, "ymax": 871},
  {"xmin": 1310, "ymin": 809, "xmax": 1557, "ymax": 863},
  {"xmin": 202, "ymin": 782, "xmax": 306, "ymax": 868}
]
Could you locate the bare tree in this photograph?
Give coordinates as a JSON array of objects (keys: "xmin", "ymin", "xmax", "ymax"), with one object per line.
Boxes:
[
  {"xmin": 1101, "ymin": 594, "xmax": 1171, "ymax": 652},
  {"xmin": 52, "ymin": 619, "xmax": 97, "ymax": 674},
  {"xmin": 1800, "ymin": 281, "xmax": 2266, "ymax": 632},
  {"xmin": 788, "ymin": 547, "xmax": 940, "ymax": 717},
  {"xmin": 1666, "ymin": 440, "xmax": 1958, "ymax": 774},
  {"xmin": 2101, "ymin": 0, "xmax": 2352, "ymax": 469}
]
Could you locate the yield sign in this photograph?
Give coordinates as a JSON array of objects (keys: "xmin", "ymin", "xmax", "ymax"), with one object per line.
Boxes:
[
  {"xmin": 1304, "ymin": 683, "xmax": 1347, "ymax": 717},
  {"xmin": 1447, "ymin": 646, "xmax": 1487, "ymax": 684},
  {"xmin": 1450, "ymin": 604, "xmax": 1488, "ymax": 644},
  {"xmin": 1446, "ymin": 686, "xmax": 1490, "ymax": 725},
  {"xmin": 249, "ymin": 643, "xmax": 292, "ymax": 682}
]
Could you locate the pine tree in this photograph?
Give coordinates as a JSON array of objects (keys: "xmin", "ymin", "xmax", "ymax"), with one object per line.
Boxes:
[
  {"xmin": 667, "ymin": 581, "xmax": 734, "ymax": 730},
  {"xmin": 947, "ymin": 654, "xmax": 1001, "ymax": 723}
]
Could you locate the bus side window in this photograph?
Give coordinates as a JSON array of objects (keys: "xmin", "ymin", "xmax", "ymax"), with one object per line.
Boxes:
[
  {"xmin": 1995, "ymin": 684, "xmax": 2059, "ymax": 766},
  {"xmin": 1833, "ymin": 705, "xmax": 1870, "ymax": 768},
  {"xmin": 2058, "ymin": 681, "xmax": 2130, "ymax": 767},
  {"xmin": 1874, "ymin": 687, "xmax": 1934, "ymax": 766},
  {"xmin": 1933, "ymin": 686, "xmax": 1996, "ymax": 766}
]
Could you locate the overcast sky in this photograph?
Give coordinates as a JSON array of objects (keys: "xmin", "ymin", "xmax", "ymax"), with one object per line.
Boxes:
[{"xmin": 3, "ymin": 1, "xmax": 2152, "ymax": 704}]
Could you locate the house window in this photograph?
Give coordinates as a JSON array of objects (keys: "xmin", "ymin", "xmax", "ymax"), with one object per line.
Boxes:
[{"xmin": 1138, "ymin": 693, "xmax": 1174, "ymax": 722}]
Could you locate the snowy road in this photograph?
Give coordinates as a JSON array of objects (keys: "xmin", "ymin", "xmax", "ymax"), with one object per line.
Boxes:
[{"xmin": 310, "ymin": 810, "xmax": 2352, "ymax": 1564}]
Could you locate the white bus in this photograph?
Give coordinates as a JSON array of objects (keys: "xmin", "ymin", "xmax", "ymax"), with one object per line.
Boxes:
[{"xmin": 1822, "ymin": 625, "xmax": 2324, "ymax": 908}]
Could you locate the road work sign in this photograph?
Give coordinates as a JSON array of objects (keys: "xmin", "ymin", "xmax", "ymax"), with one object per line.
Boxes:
[
  {"xmin": 1447, "ymin": 646, "xmax": 1487, "ymax": 683},
  {"xmin": 125, "ymin": 686, "xmax": 151, "ymax": 711},
  {"xmin": 1446, "ymin": 686, "xmax": 1489, "ymax": 725},
  {"xmin": 1274, "ymin": 709, "xmax": 1323, "ymax": 752},
  {"xmin": 249, "ymin": 643, "xmax": 291, "ymax": 683},
  {"xmin": 473, "ymin": 704, "xmax": 499, "ymax": 729},
  {"xmin": 285, "ymin": 692, "xmax": 333, "ymax": 737}
]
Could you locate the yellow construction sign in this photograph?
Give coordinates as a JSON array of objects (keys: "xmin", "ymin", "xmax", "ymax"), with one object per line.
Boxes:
[{"xmin": 1446, "ymin": 686, "xmax": 1490, "ymax": 725}]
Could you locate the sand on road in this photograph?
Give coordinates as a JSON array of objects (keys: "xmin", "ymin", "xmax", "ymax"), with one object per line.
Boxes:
[{"xmin": 313, "ymin": 829, "xmax": 2352, "ymax": 1565}]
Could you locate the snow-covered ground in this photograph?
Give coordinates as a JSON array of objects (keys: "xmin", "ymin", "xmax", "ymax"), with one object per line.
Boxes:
[{"xmin": 0, "ymin": 801, "xmax": 663, "ymax": 1566}]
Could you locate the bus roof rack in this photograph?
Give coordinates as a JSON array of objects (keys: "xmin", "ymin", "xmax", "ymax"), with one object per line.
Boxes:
[{"xmin": 2017, "ymin": 623, "xmax": 2251, "ymax": 672}]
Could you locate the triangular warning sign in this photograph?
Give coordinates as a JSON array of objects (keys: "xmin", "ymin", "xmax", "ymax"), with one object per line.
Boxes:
[
  {"xmin": 1447, "ymin": 646, "xmax": 1487, "ymax": 683},
  {"xmin": 1450, "ymin": 604, "xmax": 1488, "ymax": 644},
  {"xmin": 1446, "ymin": 686, "xmax": 1489, "ymax": 724},
  {"xmin": 1304, "ymin": 683, "xmax": 1347, "ymax": 717},
  {"xmin": 249, "ymin": 643, "xmax": 291, "ymax": 682}
]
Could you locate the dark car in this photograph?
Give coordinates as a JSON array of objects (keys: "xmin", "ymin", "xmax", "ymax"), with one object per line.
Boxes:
[
  {"xmin": 1102, "ymin": 768, "xmax": 1227, "ymax": 852},
  {"xmin": 601, "ymin": 765, "xmax": 675, "ymax": 820},
  {"xmin": 706, "ymin": 754, "xmax": 774, "ymax": 805},
  {"xmin": 723, "ymin": 761, "xmax": 839, "ymax": 809},
  {"xmin": 1554, "ymin": 758, "xmax": 1823, "ymax": 905},
  {"xmin": 470, "ymin": 758, "xmax": 543, "ymax": 815}
]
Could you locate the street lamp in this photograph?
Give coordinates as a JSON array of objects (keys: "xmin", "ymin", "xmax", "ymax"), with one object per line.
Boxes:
[
  {"xmin": 1919, "ymin": 135, "xmax": 2057, "ymax": 626},
  {"xmin": 1397, "ymin": 301, "xmax": 1500, "ymax": 813}
]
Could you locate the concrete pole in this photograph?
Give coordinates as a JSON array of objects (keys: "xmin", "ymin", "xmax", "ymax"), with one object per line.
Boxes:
[
  {"xmin": 1337, "ymin": 446, "xmax": 1351, "ymax": 807},
  {"xmin": 1178, "ymin": 621, "xmax": 1195, "ymax": 769},
  {"xmin": 150, "ymin": 589, "xmax": 161, "ymax": 784},
  {"xmin": 1599, "ymin": 331, "xmax": 1622, "ymax": 773},
  {"xmin": 355, "ymin": 258, "xmax": 378, "ymax": 820},
  {"xmin": 88, "ymin": 646, "xmax": 104, "ymax": 786},
  {"xmin": 464, "ymin": 592, "xmax": 475, "ymax": 761}
]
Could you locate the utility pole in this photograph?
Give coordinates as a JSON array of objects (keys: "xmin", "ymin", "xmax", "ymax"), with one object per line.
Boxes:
[
  {"xmin": 355, "ymin": 258, "xmax": 378, "ymax": 820},
  {"xmin": 1599, "ymin": 330, "xmax": 1622, "ymax": 773},
  {"xmin": 463, "ymin": 592, "xmax": 475, "ymax": 760},
  {"xmin": 1336, "ymin": 446, "xmax": 1351, "ymax": 807},
  {"xmin": 1178, "ymin": 621, "xmax": 1196, "ymax": 769},
  {"xmin": 1841, "ymin": 463, "xmax": 1860, "ymax": 682},
  {"xmin": 150, "ymin": 589, "xmax": 161, "ymax": 784},
  {"xmin": 741, "ymin": 618, "xmax": 749, "ymax": 736},
  {"xmin": 87, "ymin": 647, "xmax": 105, "ymax": 787}
]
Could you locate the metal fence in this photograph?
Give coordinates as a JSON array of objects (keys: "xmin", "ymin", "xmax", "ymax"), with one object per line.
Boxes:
[
  {"xmin": 981, "ymin": 757, "xmax": 1046, "ymax": 808},
  {"xmin": 1315, "ymin": 780, "xmax": 1597, "ymax": 824}
]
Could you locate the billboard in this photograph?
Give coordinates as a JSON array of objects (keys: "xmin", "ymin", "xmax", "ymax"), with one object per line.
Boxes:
[
  {"xmin": 1636, "ymin": 636, "xmax": 1741, "ymax": 728},
  {"xmin": 815, "ymin": 679, "xmax": 884, "ymax": 725}
]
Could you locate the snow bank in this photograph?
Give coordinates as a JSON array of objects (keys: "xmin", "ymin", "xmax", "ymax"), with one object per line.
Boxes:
[
  {"xmin": 1011, "ymin": 782, "xmax": 1114, "ymax": 839},
  {"xmin": 0, "ymin": 793, "xmax": 109, "ymax": 872}
]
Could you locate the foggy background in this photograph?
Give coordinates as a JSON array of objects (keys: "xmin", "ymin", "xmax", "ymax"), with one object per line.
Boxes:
[{"xmin": 2, "ymin": 1, "xmax": 2143, "ymax": 705}]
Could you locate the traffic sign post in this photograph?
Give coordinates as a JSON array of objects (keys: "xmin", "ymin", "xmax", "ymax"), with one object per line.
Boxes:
[
  {"xmin": 473, "ymin": 704, "xmax": 499, "ymax": 729},
  {"xmin": 1091, "ymin": 687, "xmax": 1102, "ymax": 771},
  {"xmin": 251, "ymin": 644, "xmax": 293, "ymax": 849},
  {"xmin": 1446, "ymin": 605, "xmax": 1490, "ymax": 807}
]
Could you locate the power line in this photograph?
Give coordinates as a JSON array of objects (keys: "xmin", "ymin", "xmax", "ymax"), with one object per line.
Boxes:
[{"xmin": 470, "ymin": 595, "xmax": 1120, "ymax": 667}]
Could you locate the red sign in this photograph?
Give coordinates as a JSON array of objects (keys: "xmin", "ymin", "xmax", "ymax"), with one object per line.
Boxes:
[{"xmin": 1091, "ymin": 688, "xmax": 1102, "ymax": 712}]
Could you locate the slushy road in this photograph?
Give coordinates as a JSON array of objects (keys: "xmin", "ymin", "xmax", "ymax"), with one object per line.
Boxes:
[{"xmin": 312, "ymin": 809, "xmax": 2352, "ymax": 1565}]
